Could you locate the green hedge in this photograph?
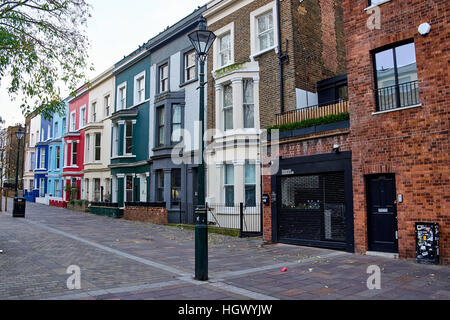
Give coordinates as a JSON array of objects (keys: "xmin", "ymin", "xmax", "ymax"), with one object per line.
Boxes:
[{"xmin": 267, "ymin": 112, "xmax": 350, "ymax": 134}]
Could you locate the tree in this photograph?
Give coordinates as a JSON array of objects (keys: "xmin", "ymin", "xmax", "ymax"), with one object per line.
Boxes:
[{"xmin": 0, "ymin": 0, "xmax": 92, "ymax": 119}]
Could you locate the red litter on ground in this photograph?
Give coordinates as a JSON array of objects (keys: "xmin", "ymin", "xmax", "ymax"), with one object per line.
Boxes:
[{"xmin": 281, "ymin": 267, "xmax": 287, "ymax": 272}]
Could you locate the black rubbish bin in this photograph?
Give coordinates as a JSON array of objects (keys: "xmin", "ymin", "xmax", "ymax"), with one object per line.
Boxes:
[
  {"xmin": 416, "ymin": 222, "xmax": 439, "ymax": 265},
  {"xmin": 13, "ymin": 197, "xmax": 26, "ymax": 218}
]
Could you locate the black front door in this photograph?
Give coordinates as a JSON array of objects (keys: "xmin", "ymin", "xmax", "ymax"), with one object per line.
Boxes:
[{"xmin": 367, "ymin": 175, "xmax": 398, "ymax": 253}]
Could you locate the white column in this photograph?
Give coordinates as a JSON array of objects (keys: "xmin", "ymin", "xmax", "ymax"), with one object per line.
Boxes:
[
  {"xmin": 215, "ymin": 163, "xmax": 224, "ymax": 204},
  {"xmin": 215, "ymin": 84, "xmax": 223, "ymax": 133},
  {"xmin": 253, "ymin": 77, "xmax": 260, "ymax": 130},
  {"xmin": 233, "ymin": 160, "xmax": 245, "ymax": 204}
]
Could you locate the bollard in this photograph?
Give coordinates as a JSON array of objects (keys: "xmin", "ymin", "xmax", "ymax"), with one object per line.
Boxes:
[{"xmin": 195, "ymin": 206, "xmax": 208, "ymax": 281}]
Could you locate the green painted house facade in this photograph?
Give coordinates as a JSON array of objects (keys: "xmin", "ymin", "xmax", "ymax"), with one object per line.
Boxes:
[{"xmin": 110, "ymin": 48, "xmax": 151, "ymax": 208}]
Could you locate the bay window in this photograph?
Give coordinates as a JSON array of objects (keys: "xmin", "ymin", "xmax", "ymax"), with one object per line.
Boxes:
[
  {"xmin": 156, "ymin": 170, "xmax": 164, "ymax": 202},
  {"xmin": 157, "ymin": 107, "xmax": 165, "ymax": 146},
  {"xmin": 95, "ymin": 133, "xmax": 101, "ymax": 161},
  {"xmin": 243, "ymin": 80, "xmax": 255, "ymax": 128},
  {"xmin": 223, "ymin": 84, "xmax": 233, "ymax": 131},
  {"xmin": 245, "ymin": 162, "xmax": 256, "ymax": 207},
  {"xmin": 125, "ymin": 121, "xmax": 133, "ymax": 155},
  {"xmin": 171, "ymin": 104, "xmax": 182, "ymax": 143},
  {"xmin": 224, "ymin": 164, "xmax": 234, "ymax": 207},
  {"xmin": 171, "ymin": 169, "xmax": 181, "ymax": 206}
]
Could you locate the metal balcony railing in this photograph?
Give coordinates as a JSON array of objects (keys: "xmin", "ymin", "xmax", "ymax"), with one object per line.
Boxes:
[
  {"xmin": 276, "ymin": 100, "xmax": 348, "ymax": 126},
  {"xmin": 376, "ymin": 80, "xmax": 420, "ymax": 112}
]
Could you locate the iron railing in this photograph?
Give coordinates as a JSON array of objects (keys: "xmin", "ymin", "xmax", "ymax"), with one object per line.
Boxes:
[
  {"xmin": 276, "ymin": 99, "xmax": 348, "ymax": 126},
  {"xmin": 376, "ymin": 80, "xmax": 420, "ymax": 112},
  {"xmin": 206, "ymin": 203, "xmax": 262, "ymax": 237}
]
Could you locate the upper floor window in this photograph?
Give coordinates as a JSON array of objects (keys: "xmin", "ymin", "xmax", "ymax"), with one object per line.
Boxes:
[
  {"xmin": 70, "ymin": 112, "xmax": 76, "ymax": 131},
  {"xmin": 134, "ymin": 72, "xmax": 145, "ymax": 104},
  {"xmin": 30, "ymin": 152, "xmax": 35, "ymax": 170},
  {"xmin": 171, "ymin": 104, "xmax": 182, "ymax": 143},
  {"xmin": 48, "ymin": 124, "xmax": 52, "ymax": 139},
  {"xmin": 40, "ymin": 149, "xmax": 46, "ymax": 168},
  {"xmin": 71, "ymin": 142, "xmax": 78, "ymax": 165},
  {"xmin": 125, "ymin": 121, "xmax": 133, "ymax": 155},
  {"xmin": 56, "ymin": 146, "xmax": 60, "ymax": 169},
  {"xmin": 184, "ymin": 50, "xmax": 196, "ymax": 82},
  {"xmin": 117, "ymin": 83, "xmax": 127, "ymax": 110},
  {"xmin": 257, "ymin": 12, "xmax": 274, "ymax": 52},
  {"xmin": 85, "ymin": 134, "xmax": 90, "ymax": 162},
  {"xmin": 54, "ymin": 122, "xmax": 58, "ymax": 138},
  {"xmin": 91, "ymin": 102, "xmax": 97, "ymax": 123},
  {"xmin": 157, "ymin": 107, "xmax": 165, "ymax": 147},
  {"xmin": 159, "ymin": 64, "xmax": 169, "ymax": 93},
  {"xmin": 104, "ymin": 95, "xmax": 111, "ymax": 117},
  {"xmin": 223, "ymin": 84, "xmax": 233, "ymax": 131},
  {"xmin": 243, "ymin": 80, "xmax": 255, "ymax": 128},
  {"xmin": 95, "ymin": 133, "xmax": 101, "ymax": 161},
  {"xmin": 80, "ymin": 106, "xmax": 86, "ymax": 127},
  {"xmin": 218, "ymin": 33, "xmax": 231, "ymax": 68},
  {"xmin": 374, "ymin": 41, "xmax": 419, "ymax": 112},
  {"xmin": 62, "ymin": 118, "xmax": 66, "ymax": 134}
]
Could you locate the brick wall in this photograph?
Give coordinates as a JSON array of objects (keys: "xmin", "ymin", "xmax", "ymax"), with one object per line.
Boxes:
[
  {"xmin": 343, "ymin": 0, "xmax": 450, "ymax": 263},
  {"xmin": 206, "ymin": 0, "xmax": 347, "ymax": 130},
  {"xmin": 263, "ymin": 130, "xmax": 350, "ymax": 242},
  {"xmin": 124, "ymin": 206, "xmax": 168, "ymax": 225}
]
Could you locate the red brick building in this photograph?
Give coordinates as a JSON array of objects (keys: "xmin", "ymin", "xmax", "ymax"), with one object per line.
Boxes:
[{"xmin": 342, "ymin": 0, "xmax": 449, "ymax": 263}]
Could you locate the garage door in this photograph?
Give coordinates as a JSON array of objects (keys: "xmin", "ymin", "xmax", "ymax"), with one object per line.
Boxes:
[{"xmin": 278, "ymin": 172, "xmax": 346, "ymax": 245}]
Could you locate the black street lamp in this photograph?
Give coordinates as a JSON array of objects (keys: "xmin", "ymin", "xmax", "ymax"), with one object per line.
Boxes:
[
  {"xmin": 13, "ymin": 125, "xmax": 26, "ymax": 218},
  {"xmin": 188, "ymin": 17, "xmax": 216, "ymax": 281}
]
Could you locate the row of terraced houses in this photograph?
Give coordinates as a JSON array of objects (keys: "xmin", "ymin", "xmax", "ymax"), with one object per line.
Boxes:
[{"xmin": 16, "ymin": 0, "xmax": 448, "ymax": 264}]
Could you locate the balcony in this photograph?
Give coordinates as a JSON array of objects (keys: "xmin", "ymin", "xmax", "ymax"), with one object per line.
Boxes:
[
  {"xmin": 275, "ymin": 100, "xmax": 349, "ymax": 126},
  {"xmin": 376, "ymin": 80, "xmax": 420, "ymax": 112}
]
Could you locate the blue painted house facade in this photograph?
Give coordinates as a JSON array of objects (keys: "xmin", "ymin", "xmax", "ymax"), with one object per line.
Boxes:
[
  {"xmin": 47, "ymin": 101, "xmax": 68, "ymax": 203},
  {"xmin": 109, "ymin": 47, "xmax": 151, "ymax": 208},
  {"xmin": 34, "ymin": 116, "xmax": 52, "ymax": 202}
]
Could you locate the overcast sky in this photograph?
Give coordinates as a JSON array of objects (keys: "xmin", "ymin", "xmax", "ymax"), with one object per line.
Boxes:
[{"xmin": 0, "ymin": 0, "xmax": 207, "ymax": 127}]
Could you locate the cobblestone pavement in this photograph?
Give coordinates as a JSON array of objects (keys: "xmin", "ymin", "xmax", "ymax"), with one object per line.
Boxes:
[{"xmin": 0, "ymin": 198, "xmax": 449, "ymax": 300}]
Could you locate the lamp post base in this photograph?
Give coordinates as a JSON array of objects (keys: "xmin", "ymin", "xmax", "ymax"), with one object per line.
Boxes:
[{"xmin": 195, "ymin": 206, "xmax": 208, "ymax": 281}]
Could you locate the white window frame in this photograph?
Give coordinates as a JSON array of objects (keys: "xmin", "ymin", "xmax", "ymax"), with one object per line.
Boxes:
[
  {"xmin": 213, "ymin": 22, "xmax": 235, "ymax": 71},
  {"xmin": 223, "ymin": 163, "xmax": 234, "ymax": 206},
  {"xmin": 40, "ymin": 149, "xmax": 46, "ymax": 169},
  {"xmin": 222, "ymin": 83, "xmax": 233, "ymax": 131},
  {"xmin": 250, "ymin": 1, "xmax": 279, "ymax": 59},
  {"xmin": 80, "ymin": 105, "xmax": 87, "ymax": 128},
  {"xmin": 71, "ymin": 141, "xmax": 78, "ymax": 166},
  {"xmin": 94, "ymin": 132, "xmax": 101, "ymax": 162},
  {"xmin": 134, "ymin": 71, "xmax": 146, "ymax": 105},
  {"xmin": 117, "ymin": 82, "xmax": 127, "ymax": 111},
  {"xmin": 123, "ymin": 120, "xmax": 135, "ymax": 156},
  {"xmin": 159, "ymin": 64, "xmax": 169, "ymax": 93},
  {"xmin": 85, "ymin": 134, "xmax": 90, "ymax": 163},
  {"xmin": 91, "ymin": 101, "xmax": 97, "ymax": 123},
  {"xmin": 104, "ymin": 94, "xmax": 111, "ymax": 118},
  {"xmin": 184, "ymin": 50, "xmax": 196, "ymax": 82},
  {"xmin": 70, "ymin": 111, "xmax": 76, "ymax": 131}
]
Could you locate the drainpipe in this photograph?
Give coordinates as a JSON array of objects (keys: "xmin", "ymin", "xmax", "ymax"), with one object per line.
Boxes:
[{"xmin": 276, "ymin": 0, "xmax": 289, "ymax": 114}]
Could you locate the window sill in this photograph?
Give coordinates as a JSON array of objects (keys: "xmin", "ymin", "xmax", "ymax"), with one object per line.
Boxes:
[
  {"xmin": 110, "ymin": 155, "xmax": 136, "ymax": 160},
  {"xmin": 179, "ymin": 78, "xmax": 198, "ymax": 88},
  {"xmin": 364, "ymin": 0, "xmax": 391, "ymax": 11},
  {"xmin": 372, "ymin": 104, "xmax": 421, "ymax": 115},
  {"xmin": 250, "ymin": 46, "xmax": 278, "ymax": 60}
]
